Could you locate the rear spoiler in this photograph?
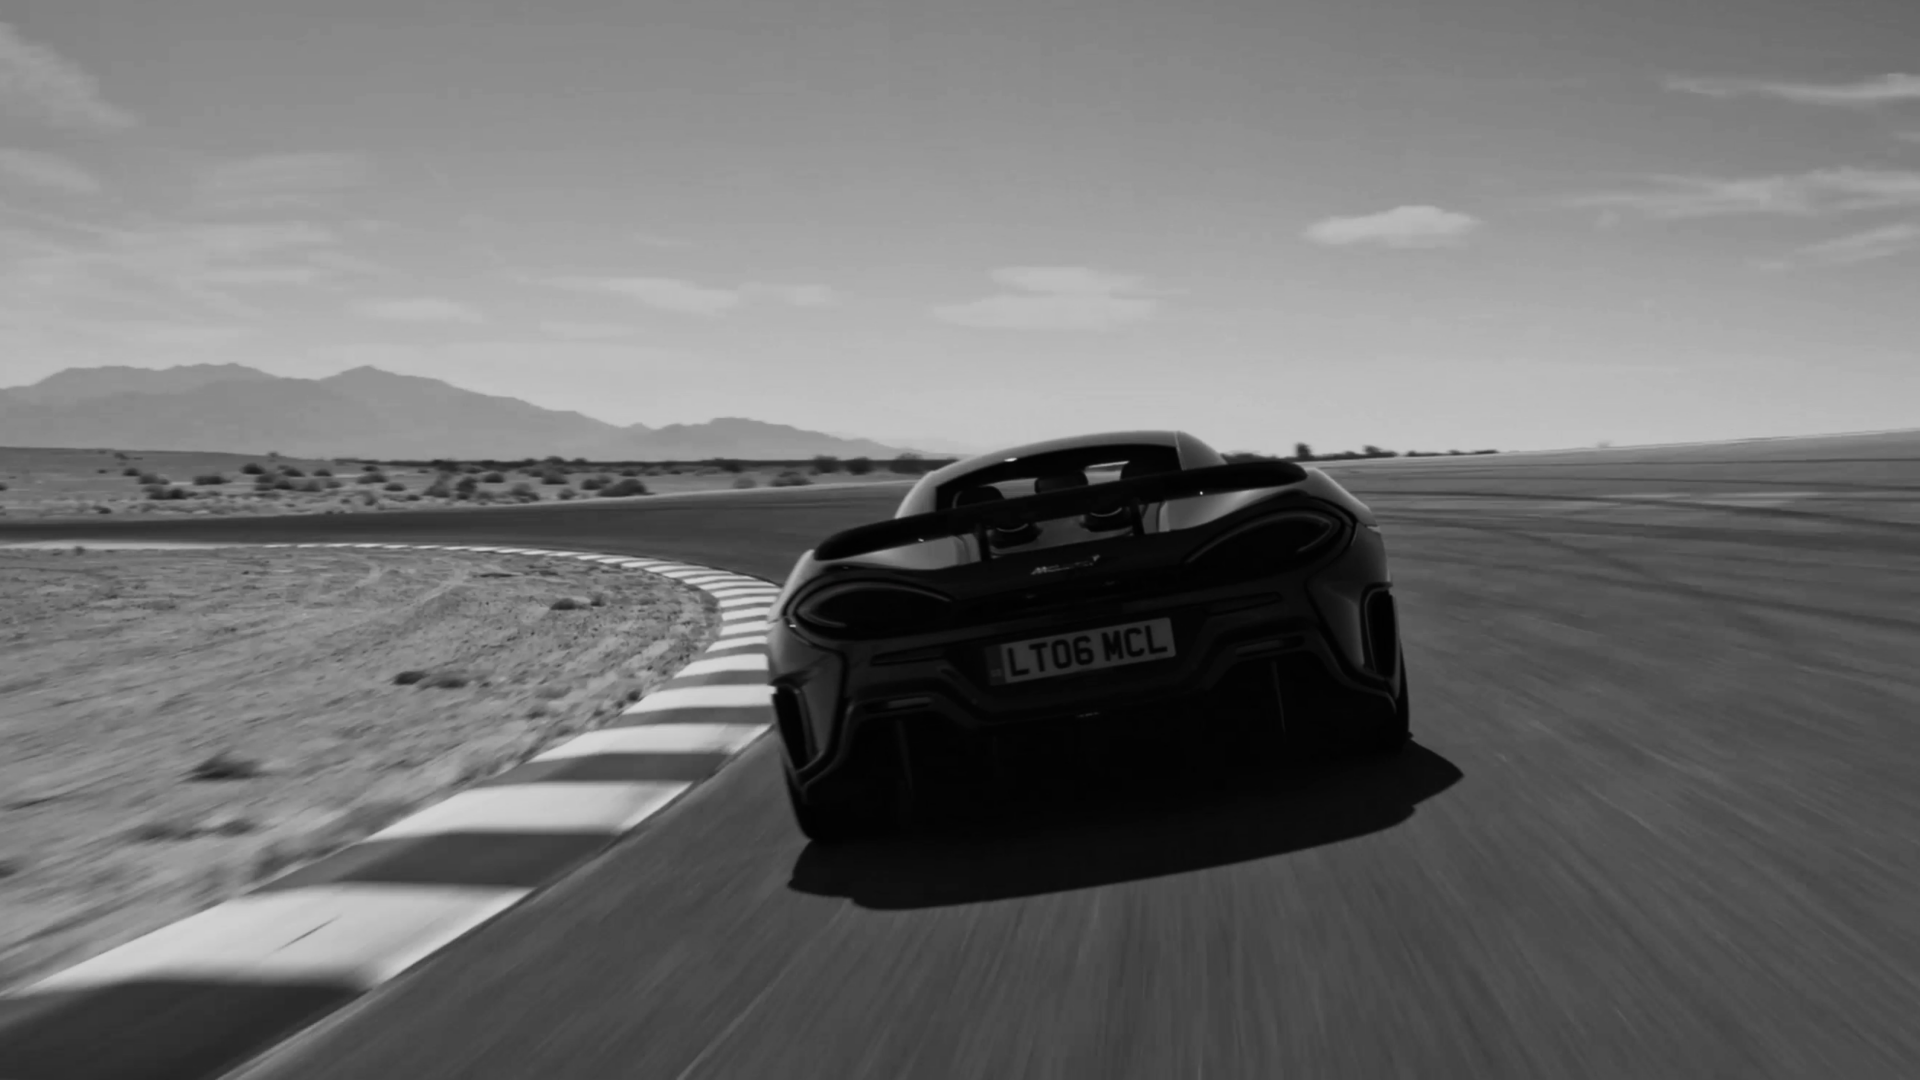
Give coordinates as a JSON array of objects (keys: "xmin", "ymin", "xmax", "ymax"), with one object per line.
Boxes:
[{"xmin": 812, "ymin": 460, "xmax": 1310, "ymax": 561}]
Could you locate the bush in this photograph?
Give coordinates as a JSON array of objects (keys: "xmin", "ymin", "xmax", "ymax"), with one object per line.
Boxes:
[
  {"xmin": 279, "ymin": 467, "xmax": 305, "ymax": 477},
  {"xmin": 193, "ymin": 473, "xmax": 227, "ymax": 485},
  {"xmin": 455, "ymin": 475, "xmax": 479, "ymax": 497},
  {"xmin": 357, "ymin": 471, "xmax": 387, "ymax": 484},
  {"xmin": 314, "ymin": 468, "xmax": 333, "ymax": 477},
  {"xmin": 811, "ymin": 455, "xmax": 841, "ymax": 474},
  {"xmin": 579, "ymin": 475, "xmax": 607, "ymax": 491},
  {"xmin": 240, "ymin": 462, "xmax": 265, "ymax": 475},
  {"xmin": 0, "ymin": 481, "xmax": 7, "ymax": 492},
  {"xmin": 509, "ymin": 482, "xmax": 540, "ymax": 501},
  {"xmin": 710, "ymin": 458, "xmax": 744, "ymax": 474},
  {"xmin": 361, "ymin": 463, "xmax": 380, "ymax": 472},
  {"xmin": 600, "ymin": 477, "xmax": 648, "ymax": 497},
  {"xmin": 422, "ymin": 477, "xmax": 453, "ymax": 498},
  {"xmin": 619, "ymin": 468, "xmax": 641, "ymax": 477},
  {"xmin": 887, "ymin": 453, "xmax": 925, "ymax": 475},
  {"xmin": 556, "ymin": 487, "xmax": 578, "ymax": 500},
  {"xmin": 136, "ymin": 472, "xmax": 166, "ymax": 485},
  {"xmin": 732, "ymin": 475, "xmax": 758, "ymax": 489},
  {"xmin": 481, "ymin": 471, "xmax": 506, "ymax": 483},
  {"xmin": 324, "ymin": 478, "xmax": 343, "ymax": 489},
  {"xmin": 272, "ymin": 478, "xmax": 295, "ymax": 490},
  {"xmin": 770, "ymin": 470, "xmax": 812, "ymax": 487},
  {"xmin": 539, "ymin": 471, "xmax": 568, "ymax": 485},
  {"xmin": 845, "ymin": 456, "xmax": 873, "ymax": 475},
  {"xmin": 299, "ymin": 479, "xmax": 325, "ymax": 493},
  {"xmin": 383, "ymin": 481, "xmax": 406, "ymax": 492}
]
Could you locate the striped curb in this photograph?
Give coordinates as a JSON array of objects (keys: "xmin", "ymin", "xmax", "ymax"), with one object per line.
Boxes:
[{"xmin": 0, "ymin": 542, "xmax": 783, "ymax": 1080}]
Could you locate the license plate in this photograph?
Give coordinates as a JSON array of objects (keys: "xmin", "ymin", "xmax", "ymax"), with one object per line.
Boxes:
[{"xmin": 988, "ymin": 618, "xmax": 1176, "ymax": 685}]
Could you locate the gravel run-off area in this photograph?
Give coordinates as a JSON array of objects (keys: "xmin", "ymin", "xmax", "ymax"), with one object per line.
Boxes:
[{"xmin": 0, "ymin": 545, "xmax": 719, "ymax": 988}]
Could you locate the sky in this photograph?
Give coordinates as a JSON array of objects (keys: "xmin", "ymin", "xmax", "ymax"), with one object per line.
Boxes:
[{"xmin": 0, "ymin": 0, "xmax": 1916, "ymax": 455}]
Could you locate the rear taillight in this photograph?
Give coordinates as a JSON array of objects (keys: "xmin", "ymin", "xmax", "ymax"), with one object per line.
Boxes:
[
  {"xmin": 1182, "ymin": 510, "xmax": 1343, "ymax": 583},
  {"xmin": 1363, "ymin": 589, "xmax": 1400, "ymax": 677},
  {"xmin": 793, "ymin": 582, "xmax": 954, "ymax": 638}
]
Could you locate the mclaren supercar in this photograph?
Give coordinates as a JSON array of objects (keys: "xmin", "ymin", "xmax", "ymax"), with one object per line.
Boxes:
[{"xmin": 766, "ymin": 430, "xmax": 1410, "ymax": 842}]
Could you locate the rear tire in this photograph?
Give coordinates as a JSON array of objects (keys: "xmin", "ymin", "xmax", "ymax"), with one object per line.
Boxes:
[{"xmin": 784, "ymin": 770, "xmax": 901, "ymax": 844}]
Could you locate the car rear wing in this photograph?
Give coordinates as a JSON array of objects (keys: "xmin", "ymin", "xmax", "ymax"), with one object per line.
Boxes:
[{"xmin": 812, "ymin": 460, "xmax": 1311, "ymax": 561}]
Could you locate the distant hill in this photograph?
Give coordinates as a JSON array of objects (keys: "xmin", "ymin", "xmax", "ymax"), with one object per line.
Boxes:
[{"xmin": 0, "ymin": 364, "xmax": 931, "ymax": 460}]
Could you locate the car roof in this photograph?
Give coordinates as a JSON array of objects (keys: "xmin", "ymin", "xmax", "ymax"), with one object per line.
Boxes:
[{"xmin": 894, "ymin": 430, "xmax": 1223, "ymax": 518}]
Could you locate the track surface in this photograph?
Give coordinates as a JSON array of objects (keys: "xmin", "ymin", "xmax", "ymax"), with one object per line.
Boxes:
[{"xmin": 5, "ymin": 432, "xmax": 1918, "ymax": 1079}]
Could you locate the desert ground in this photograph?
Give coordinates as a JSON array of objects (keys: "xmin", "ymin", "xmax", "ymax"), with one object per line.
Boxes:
[
  {"xmin": 0, "ymin": 544, "xmax": 718, "ymax": 989},
  {"xmin": 0, "ymin": 447, "xmax": 925, "ymax": 519}
]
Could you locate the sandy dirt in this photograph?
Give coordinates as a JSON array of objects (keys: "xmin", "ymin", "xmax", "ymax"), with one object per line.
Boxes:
[
  {"xmin": 0, "ymin": 446, "xmax": 922, "ymax": 519},
  {"xmin": 0, "ymin": 546, "xmax": 719, "ymax": 988}
]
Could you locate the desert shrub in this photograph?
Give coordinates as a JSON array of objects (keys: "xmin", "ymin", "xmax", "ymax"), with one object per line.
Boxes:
[
  {"xmin": 404, "ymin": 493, "xmax": 422, "ymax": 501},
  {"xmin": 324, "ymin": 477, "xmax": 343, "ymax": 489},
  {"xmin": 887, "ymin": 453, "xmax": 925, "ymax": 475},
  {"xmin": 193, "ymin": 473, "xmax": 227, "ymax": 485},
  {"xmin": 556, "ymin": 487, "xmax": 578, "ymax": 500},
  {"xmin": 709, "ymin": 458, "xmax": 744, "ymax": 474},
  {"xmin": 770, "ymin": 470, "xmax": 812, "ymax": 487},
  {"xmin": 190, "ymin": 751, "xmax": 264, "ymax": 781},
  {"xmin": 383, "ymin": 481, "xmax": 406, "ymax": 492},
  {"xmin": 392, "ymin": 670, "xmax": 427, "ymax": 685},
  {"xmin": 732, "ymin": 475, "xmax": 758, "ymax": 489},
  {"xmin": 0, "ymin": 481, "xmax": 7, "ymax": 492},
  {"xmin": 314, "ymin": 467, "xmax": 333, "ymax": 477},
  {"xmin": 361, "ymin": 462, "xmax": 380, "ymax": 472},
  {"xmin": 550, "ymin": 596, "xmax": 584, "ymax": 611},
  {"xmin": 122, "ymin": 466, "xmax": 141, "ymax": 476},
  {"xmin": 579, "ymin": 475, "xmax": 607, "ymax": 491},
  {"xmin": 240, "ymin": 462, "xmax": 265, "ymax": 475},
  {"xmin": 481, "ymin": 471, "xmax": 506, "ymax": 483},
  {"xmin": 143, "ymin": 484, "xmax": 169, "ymax": 499},
  {"xmin": 357, "ymin": 471, "xmax": 387, "ymax": 484},
  {"xmin": 811, "ymin": 455, "xmax": 841, "ymax": 474},
  {"xmin": 422, "ymin": 477, "xmax": 453, "ymax": 498},
  {"xmin": 600, "ymin": 477, "xmax": 648, "ymax": 497},
  {"xmin": 299, "ymin": 479, "xmax": 325, "ymax": 493},
  {"xmin": 845, "ymin": 456, "xmax": 873, "ymax": 475},
  {"xmin": 619, "ymin": 467, "xmax": 641, "ymax": 477},
  {"xmin": 272, "ymin": 478, "xmax": 296, "ymax": 490},
  {"xmin": 509, "ymin": 481, "xmax": 538, "ymax": 500},
  {"xmin": 136, "ymin": 472, "xmax": 166, "ymax": 485},
  {"xmin": 539, "ymin": 470, "xmax": 567, "ymax": 485},
  {"xmin": 278, "ymin": 467, "xmax": 304, "ymax": 478},
  {"xmin": 454, "ymin": 475, "xmax": 479, "ymax": 496}
]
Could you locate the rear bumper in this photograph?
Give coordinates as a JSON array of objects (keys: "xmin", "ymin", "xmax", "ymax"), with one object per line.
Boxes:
[{"xmin": 775, "ymin": 590, "xmax": 1400, "ymax": 801}]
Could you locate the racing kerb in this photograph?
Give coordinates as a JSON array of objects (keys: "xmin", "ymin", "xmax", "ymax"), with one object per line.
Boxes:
[{"xmin": 0, "ymin": 542, "xmax": 781, "ymax": 1080}]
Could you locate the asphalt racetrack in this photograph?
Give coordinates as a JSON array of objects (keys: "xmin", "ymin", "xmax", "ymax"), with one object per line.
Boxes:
[{"xmin": 4, "ymin": 432, "xmax": 1917, "ymax": 1079}]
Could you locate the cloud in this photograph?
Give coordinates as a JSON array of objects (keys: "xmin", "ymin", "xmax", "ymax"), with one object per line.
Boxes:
[
  {"xmin": 1666, "ymin": 73, "xmax": 1920, "ymax": 108},
  {"xmin": 0, "ymin": 22, "xmax": 135, "ymax": 132},
  {"xmin": 543, "ymin": 274, "xmax": 837, "ymax": 315},
  {"xmin": 1564, "ymin": 168, "xmax": 1920, "ymax": 218},
  {"xmin": 745, "ymin": 282, "xmax": 837, "ymax": 307},
  {"xmin": 354, "ymin": 297, "xmax": 486, "ymax": 323},
  {"xmin": 560, "ymin": 275, "xmax": 742, "ymax": 315},
  {"xmin": 1303, "ymin": 205, "xmax": 1481, "ymax": 248},
  {"xmin": 932, "ymin": 265, "xmax": 1160, "ymax": 331},
  {"xmin": 541, "ymin": 321, "xmax": 638, "ymax": 340},
  {"xmin": 1794, "ymin": 222, "xmax": 1920, "ymax": 265},
  {"xmin": 0, "ymin": 217, "xmax": 376, "ymax": 335},
  {"xmin": 194, "ymin": 153, "xmax": 372, "ymax": 212},
  {"xmin": 0, "ymin": 148, "xmax": 101, "ymax": 194}
]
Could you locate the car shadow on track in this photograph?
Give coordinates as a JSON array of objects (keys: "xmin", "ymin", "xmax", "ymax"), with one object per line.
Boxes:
[{"xmin": 786, "ymin": 742, "xmax": 1463, "ymax": 909}]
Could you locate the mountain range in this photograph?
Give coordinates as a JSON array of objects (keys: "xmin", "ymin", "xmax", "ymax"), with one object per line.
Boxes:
[{"xmin": 0, "ymin": 364, "xmax": 968, "ymax": 461}]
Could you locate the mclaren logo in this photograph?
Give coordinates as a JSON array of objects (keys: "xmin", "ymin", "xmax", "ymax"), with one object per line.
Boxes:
[{"xmin": 1031, "ymin": 554, "xmax": 1103, "ymax": 576}]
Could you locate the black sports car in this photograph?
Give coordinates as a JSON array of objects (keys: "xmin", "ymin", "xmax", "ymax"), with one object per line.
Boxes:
[{"xmin": 766, "ymin": 430, "xmax": 1410, "ymax": 842}]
